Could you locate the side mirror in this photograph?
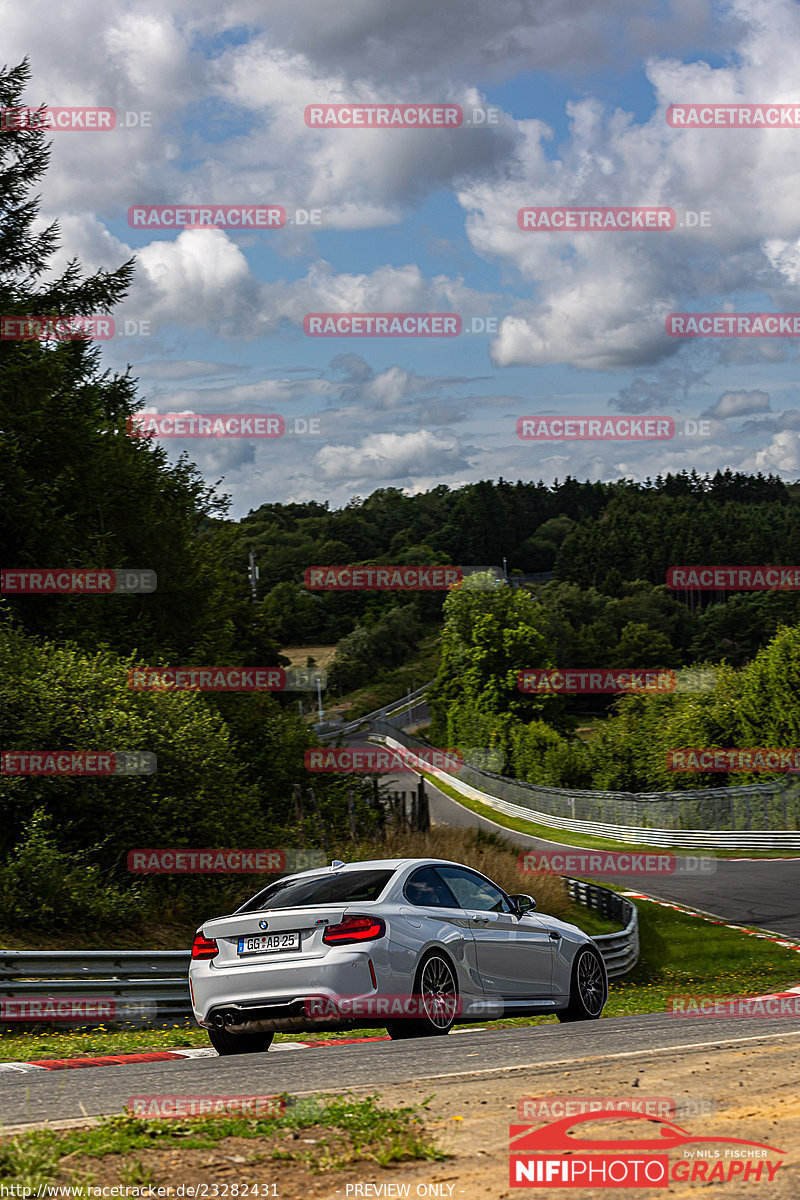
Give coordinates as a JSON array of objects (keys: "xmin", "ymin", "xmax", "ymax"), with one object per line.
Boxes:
[{"xmin": 511, "ymin": 893, "xmax": 536, "ymax": 915}]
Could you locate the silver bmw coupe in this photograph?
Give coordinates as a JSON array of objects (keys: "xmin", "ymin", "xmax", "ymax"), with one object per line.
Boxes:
[{"xmin": 189, "ymin": 857, "xmax": 608, "ymax": 1054}]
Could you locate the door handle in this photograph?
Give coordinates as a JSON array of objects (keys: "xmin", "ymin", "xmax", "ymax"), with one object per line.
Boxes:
[
  {"xmin": 472, "ymin": 915, "xmax": 490, "ymax": 924},
  {"xmin": 549, "ymin": 932, "xmax": 561, "ymax": 940}
]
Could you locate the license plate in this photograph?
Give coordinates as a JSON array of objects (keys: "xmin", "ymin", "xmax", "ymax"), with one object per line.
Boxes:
[{"xmin": 237, "ymin": 932, "xmax": 300, "ymax": 955}]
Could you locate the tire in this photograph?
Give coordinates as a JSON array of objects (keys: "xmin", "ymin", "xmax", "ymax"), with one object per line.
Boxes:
[
  {"xmin": 207, "ymin": 1026, "xmax": 275, "ymax": 1055},
  {"xmin": 385, "ymin": 950, "xmax": 459, "ymax": 1040},
  {"xmin": 557, "ymin": 944, "xmax": 607, "ymax": 1022}
]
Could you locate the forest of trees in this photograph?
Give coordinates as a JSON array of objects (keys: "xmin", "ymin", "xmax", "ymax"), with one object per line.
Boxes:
[
  {"xmin": 235, "ymin": 472, "xmax": 800, "ymax": 695},
  {"xmin": 427, "ymin": 573, "xmax": 800, "ymax": 793}
]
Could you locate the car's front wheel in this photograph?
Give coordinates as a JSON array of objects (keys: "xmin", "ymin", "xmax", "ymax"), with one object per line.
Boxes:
[
  {"xmin": 207, "ymin": 1026, "xmax": 275, "ymax": 1055},
  {"xmin": 385, "ymin": 950, "xmax": 459, "ymax": 1040},
  {"xmin": 557, "ymin": 945, "xmax": 607, "ymax": 1022}
]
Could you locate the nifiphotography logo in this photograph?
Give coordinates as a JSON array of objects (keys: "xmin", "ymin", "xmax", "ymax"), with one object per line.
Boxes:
[{"xmin": 509, "ymin": 1111, "xmax": 784, "ymax": 1188}]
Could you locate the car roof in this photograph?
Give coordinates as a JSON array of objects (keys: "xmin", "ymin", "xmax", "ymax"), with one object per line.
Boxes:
[{"xmin": 282, "ymin": 856, "xmax": 471, "ymax": 880}]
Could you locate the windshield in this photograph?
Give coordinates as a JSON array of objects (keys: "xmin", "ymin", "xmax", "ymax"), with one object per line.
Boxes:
[{"xmin": 236, "ymin": 868, "xmax": 396, "ymax": 912}]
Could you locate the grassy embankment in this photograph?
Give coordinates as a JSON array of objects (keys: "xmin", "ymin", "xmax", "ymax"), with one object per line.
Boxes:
[{"xmin": 0, "ymin": 1094, "xmax": 445, "ymax": 1189}]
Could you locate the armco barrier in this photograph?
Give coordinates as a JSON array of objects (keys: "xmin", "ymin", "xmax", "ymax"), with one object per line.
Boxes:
[
  {"xmin": 0, "ymin": 882, "xmax": 636, "ymax": 1026},
  {"xmin": 369, "ymin": 725, "xmax": 800, "ymax": 849},
  {"xmin": 566, "ymin": 879, "xmax": 639, "ymax": 977},
  {"xmin": 317, "ymin": 682, "xmax": 431, "ymax": 741},
  {"xmin": 0, "ymin": 950, "xmax": 192, "ymax": 1027}
]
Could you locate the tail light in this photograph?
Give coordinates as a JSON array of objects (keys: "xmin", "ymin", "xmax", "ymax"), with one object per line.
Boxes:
[
  {"xmin": 191, "ymin": 933, "xmax": 219, "ymax": 960},
  {"xmin": 323, "ymin": 915, "xmax": 386, "ymax": 945}
]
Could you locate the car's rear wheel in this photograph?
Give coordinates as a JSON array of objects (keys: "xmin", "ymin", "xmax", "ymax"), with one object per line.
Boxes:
[
  {"xmin": 385, "ymin": 950, "xmax": 459, "ymax": 1039},
  {"xmin": 207, "ymin": 1026, "xmax": 275, "ymax": 1055},
  {"xmin": 557, "ymin": 945, "xmax": 607, "ymax": 1022}
]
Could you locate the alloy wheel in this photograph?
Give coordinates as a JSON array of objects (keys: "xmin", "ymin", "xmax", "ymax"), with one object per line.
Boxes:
[
  {"xmin": 577, "ymin": 949, "xmax": 605, "ymax": 1016},
  {"xmin": 419, "ymin": 954, "xmax": 458, "ymax": 1028}
]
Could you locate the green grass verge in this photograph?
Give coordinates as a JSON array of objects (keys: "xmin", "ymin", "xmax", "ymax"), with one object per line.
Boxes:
[
  {"xmin": 2, "ymin": 898, "xmax": 797, "ymax": 1062},
  {"xmin": 606, "ymin": 895, "xmax": 800, "ymax": 1014},
  {"xmin": 421, "ymin": 770, "xmax": 800, "ymax": 859},
  {"xmin": 0, "ymin": 1093, "xmax": 444, "ymax": 1187}
]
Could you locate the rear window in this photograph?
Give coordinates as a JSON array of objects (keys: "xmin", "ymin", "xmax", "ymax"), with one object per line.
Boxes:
[{"xmin": 237, "ymin": 869, "xmax": 396, "ymax": 912}]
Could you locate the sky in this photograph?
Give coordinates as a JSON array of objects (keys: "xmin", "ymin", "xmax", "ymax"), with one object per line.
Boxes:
[{"xmin": 7, "ymin": 0, "xmax": 800, "ymax": 517}]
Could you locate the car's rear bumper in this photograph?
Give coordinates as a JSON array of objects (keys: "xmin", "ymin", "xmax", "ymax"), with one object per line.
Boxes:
[
  {"xmin": 202, "ymin": 993, "xmax": 387, "ymax": 1034},
  {"xmin": 190, "ymin": 946, "xmax": 379, "ymax": 1027}
]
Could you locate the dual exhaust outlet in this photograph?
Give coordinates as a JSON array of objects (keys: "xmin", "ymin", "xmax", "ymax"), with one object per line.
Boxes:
[{"xmin": 211, "ymin": 1010, "xmax": 238, "ymax": 1028}]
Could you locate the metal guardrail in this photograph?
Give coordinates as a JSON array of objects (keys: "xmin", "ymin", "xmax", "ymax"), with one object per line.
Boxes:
[
  {"xmin": 370, "ymin": 724, "xmax": 800, "ymax": 848},
  {"xmin": 0, "ymin": 880, "xmax": 636, "ymax": 1025},
  {"xmin": 565, "ymin": 879, "xmax": 639, "ymax": 978},
  {"xmin": 317, "ymin": 682, "xmax": 432, "ymax": 741},
  {"xmin": 0, "ymin": 950, "xmax": 192, "ymax": 1027}
]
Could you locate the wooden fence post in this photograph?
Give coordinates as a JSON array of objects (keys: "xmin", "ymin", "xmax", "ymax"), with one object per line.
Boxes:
[
  {"xmin": 293, "ymin": 783, "xmax": 304, "ymax": 845},
  {"xmin": 307, "ymin": 788, "xmax": 329, "ymax": 855},
  {"xmin": 417, "ymin": 777, "xmax": 430, "ymax": 832},
  {"xmin": 347, "ymin": 789, "xmax": 357, "ymax": 844}
]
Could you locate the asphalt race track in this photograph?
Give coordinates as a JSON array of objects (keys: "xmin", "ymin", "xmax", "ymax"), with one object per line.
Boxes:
[
  {"xmin": 3, "ymin": 1016, "xmax": 800, "ymax": 1128},
  {"xmin": 370, "ymin": 744, "xmax": 800, "ymax": 939}
]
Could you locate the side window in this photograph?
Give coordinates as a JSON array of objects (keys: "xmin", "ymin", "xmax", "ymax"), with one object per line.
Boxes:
[
  {"xmin": 435, "ymin": 866, "xmax": 514, "ymax": 914},
  {"xmin": 404, "ymin": 866, "xmax": 461, "ymax": 909}
]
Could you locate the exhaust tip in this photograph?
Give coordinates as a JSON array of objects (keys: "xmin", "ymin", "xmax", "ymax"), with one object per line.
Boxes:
[
  {"xmin": 223, "ymin": 1011, "xmax": 236, "ymax": 1027},
  {"xmin": 211, "ymin": 1013, "xmax": 225, "ymax": 1028}
]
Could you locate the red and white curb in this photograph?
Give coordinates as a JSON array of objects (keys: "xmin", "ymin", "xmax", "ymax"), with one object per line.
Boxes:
[
  {"xmin": 620, "ymin": 889, "xmax": 800, "ymax": 954},
  {"xmin": 0, "ymin": 1027, "xmax": 492, "ymax": 1074},
  {"xmin": 0, "ymin": 1035, "xmax": 395, "ymax": 1074}
]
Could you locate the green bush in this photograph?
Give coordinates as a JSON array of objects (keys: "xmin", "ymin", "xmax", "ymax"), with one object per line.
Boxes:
[
  {"xmin": 0, "ymin": 621, "xmax": 268, "ymax": 867},
  {"xmin": 327, "ymin": 605, "xmax": 423, "ymax": 695},
  {"xmin": 0, "ymin": 810, "xmax": 142, "ymax": 929}
]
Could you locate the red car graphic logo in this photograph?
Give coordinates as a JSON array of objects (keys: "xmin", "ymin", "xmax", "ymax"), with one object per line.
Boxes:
[{"xmin": 510, "ymin": 1111, "xmax": 784, "ymax": 1156}]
